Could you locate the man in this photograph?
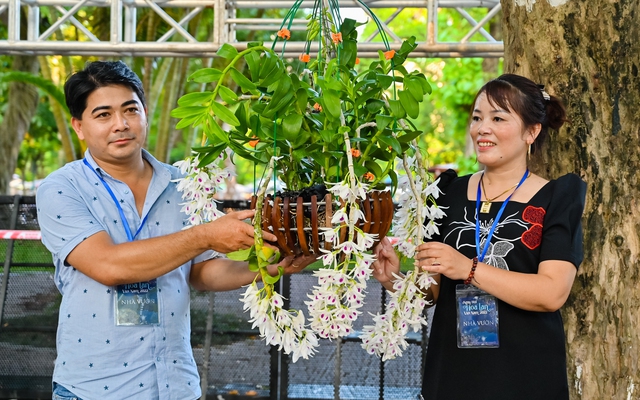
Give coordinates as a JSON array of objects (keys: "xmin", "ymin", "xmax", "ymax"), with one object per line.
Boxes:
[{"xmin": 37, "ymin": 61, "xmax": 304, "ymax": 399}]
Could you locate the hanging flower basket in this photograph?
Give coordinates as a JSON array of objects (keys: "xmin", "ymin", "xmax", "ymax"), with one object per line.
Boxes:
[
  {"xmin": 172, "ymin": 0, "xmax": 446, "ymax": 362},
  {"xmin": 251, "ymin": 187, "xmax": 394, "ymax": 257}
]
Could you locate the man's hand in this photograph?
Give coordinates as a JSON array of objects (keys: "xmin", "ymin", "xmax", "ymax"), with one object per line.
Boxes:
[
  {"xmin": 204, "ymin": 210, "xmax": 277, "ymax": 254},
  {"xmin": 278, "ymin": 254, "xmax": 319, "ymax": 275}
]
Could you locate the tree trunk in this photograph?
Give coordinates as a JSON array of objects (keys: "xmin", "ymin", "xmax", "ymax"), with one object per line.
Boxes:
[
  {"xmin": 0, "ymin": 56, "xmax": 40, "ymax": 194},
  {"xmin": 501, "ymin": 1, "xmax": 640, "ymax": 399}
]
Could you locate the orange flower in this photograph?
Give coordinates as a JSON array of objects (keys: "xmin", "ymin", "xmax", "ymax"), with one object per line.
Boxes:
[
  {"xmin": 313, "ymin": 103, "xmax": 322, "ymax": 112},
  {"xmin": 383, "ymin": 49, "xmax": 395, "ymax": 60},
  {"xmin": 249, "ymin": 136, "xmax": 259, "ymax": 148},
  {"xmin": 277, "ymin": 28, "xmax": 291, "ymax": 40},
  {"xmin": 363, "ymin": 172, "xmax": 375, "ymax": 181},
  {"xmin": 331, "ymin": 32, "xmax": 342, "ymax": 44},
  {"xmin": 299, "ymin": 53, "xmax": 311, "ymax": 63},
  {"xmin": 355, "ymin": 57, "xmax": 360, "ymax": 65},
  {"xmin": 350, "ymin": 148, "xmax": 361, "ymax": 158}
]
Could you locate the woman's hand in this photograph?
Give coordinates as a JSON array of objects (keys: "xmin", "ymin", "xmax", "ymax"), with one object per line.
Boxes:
[
  {"xmin": 415, "ymin": 242, "xmax": 472, "ymax": 281},
  {"xmin": 371, "ymin": 237, "xmax": 401, "ymax": 285}
]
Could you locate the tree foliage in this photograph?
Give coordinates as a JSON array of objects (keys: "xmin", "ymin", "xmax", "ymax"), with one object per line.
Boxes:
[{"xmin": 0, "ymin": 5, "xmax": 500, "ymax": 192}]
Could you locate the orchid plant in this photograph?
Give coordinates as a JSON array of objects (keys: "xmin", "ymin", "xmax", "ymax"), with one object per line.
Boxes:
[{"xmin": 171, "ymin": 0, "xmax": 446, "ymax": 362}]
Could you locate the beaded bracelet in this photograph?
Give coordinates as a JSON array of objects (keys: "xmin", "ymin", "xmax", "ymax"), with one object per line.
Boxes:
[{"xmin": 464, "ymin": 257, "xmax": 478, "ymax": 285}]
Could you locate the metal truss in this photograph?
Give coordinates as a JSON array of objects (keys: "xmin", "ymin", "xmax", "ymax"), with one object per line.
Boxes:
[{"xmin": 0, "ymin": 0, "xmax": 503, "ymax": 58}]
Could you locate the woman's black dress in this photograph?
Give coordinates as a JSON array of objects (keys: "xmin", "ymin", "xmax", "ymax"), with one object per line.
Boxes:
[{"xmin": 422, "ymin": 171, "xmax": 586, "ymax": 400}]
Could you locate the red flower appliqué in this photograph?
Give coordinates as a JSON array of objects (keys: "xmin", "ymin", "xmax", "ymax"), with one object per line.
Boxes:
[{"xmin": 521, "ymin": 206, "xmax": 546, "ymax": 250}]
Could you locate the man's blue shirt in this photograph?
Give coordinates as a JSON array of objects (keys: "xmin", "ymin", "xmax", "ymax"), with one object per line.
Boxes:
[{"xmin": 37, "ymin": 149, "xmax": 215, "ymax": 400}]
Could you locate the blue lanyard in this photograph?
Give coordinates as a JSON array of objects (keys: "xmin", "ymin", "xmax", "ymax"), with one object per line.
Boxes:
[
  {"xmin": 475, "ymin": 169, "xmax": 529, "ymax": 262},
  {"xmin": 83, "ymin": 158, "xmax": 148, "ymax": 242}
]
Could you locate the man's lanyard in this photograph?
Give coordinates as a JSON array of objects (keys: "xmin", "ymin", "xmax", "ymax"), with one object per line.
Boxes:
[
  {"xmin": 83, "ymin": 158, "xmax": 148, "ymax": 241},
  {"xmin": 475, "ymin": 169, "xmax": 529, "ymax": 262}
]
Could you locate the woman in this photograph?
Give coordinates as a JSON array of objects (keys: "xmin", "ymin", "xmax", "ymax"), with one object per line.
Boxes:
[{"xmin": 373, "ymin": 74, "xmax": 586, "ymax": 400}]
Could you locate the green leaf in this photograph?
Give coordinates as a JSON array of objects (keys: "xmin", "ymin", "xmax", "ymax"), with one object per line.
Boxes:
[
  {"xmin": 177, "ymin": 91, "xmax": 213, "ymax": 107},
  {"xmin": 405, "ymin": 77, "xmax": 425, "ymax": 102},
  {"xmin": 354, "ymin": 89, "xmax": 379, "ymax": 108},
  {"xmin": 340, "ymin": 39, "xmax": 358, "ymax": 67},
  {"xmin": 364, "ymin": 160, "xmax": 383, "ymax": 179},
  {"xmin": 366, "ymin": 99, "xmax": 385, "ymax": 114},
  {"xmin": 398, "ymin": 90, "xmax": 419, "ymax": 119},
  {"xmin": 260, "ymin": 65, "xmax": 284, "ymax": 87},
  {"xmin": 263, "ymin": 267, "xmax": 283, "ymax": 285},
  {"xmin": 234, "ymin": 102, "xmax": 249, "ymax": 134},
  {"xmin": 397, "ymin": 129, "xmax": 424, "ymax": 143},
  {"xmin": 370, "ymin": 147, "xmax": 394, "ymax": 161},
  {"xmin": 320, "ymin": 129, "xmax": 337, "ymax": 143},
  {"xmin": 218, "ymin": 86, "xmax": 239, "ymax": 104},
  {"xmin": 258, "ymin": 52, "xmax": 277, "ymax": 80},
  {"xmin": 170, "ymin": 105, "xmax": 207, "ymax": 119},
  {"xmin": 295, "ymin": 88, "xmax": 309, "ymax": 113},
  {"xmin": 175, "ymin": 114, "xmax": 201, "ymax": 130},
  {"xmin": 257, "ymin": 247, "xmax": 280, "ymax": 264},
  {"xmin": 189, "ymin": 68, "xmax": 223, "ymax": 83},
  {"xmin": 282, "ymin": 113, "xmax": 303, "ymax": 140},
  {"xmin": 217, "ymin": 43, "xmax": 239, "ymax": 59},
  {"xmin": 322, "ymin": 90, "xmax": 341, "ymax": 120},
  {"xmin": 245, "ymin": 50, "xmax": 261, "ymax": 81},
  {"xmin": 377, "ymin": 134, "xmax": 402, "ymax": 154},
  {"xmin": 191, "ymin": 145, "xmax": 215, "ymax": 153},
  {"xmin": 376, "ymin": 74, "xmax": 393, "ymax": 89},
  {"xmin": 388, "ymin": 99, "xmax": 406, "ymax": 119},
  {"xmin": 326, "ymin": 164, "xmax": 340, "ymax": 177},
  {"xmin": 210, "ymin": 101, "xmax": 240, "ymax": 126},
  {"xmin": 205, "ymin": 115, "xmax": 231, "ymax": 144},
  {"xmin": 292, "ymin": 130, "xmax": 311, "ymax": 148},
  {"xmin": 388, "ymin": 170, "xmax": 398, "ymax": 195},
  {"xmin": 229, "ymin": 68, "xmax": 257, "ymax": 91},
  {"xmin": 399, "ymin": 36, "xmax": 418, "ymax": 56},
  {"xmin": 352, "ymin": 163, "xmax": 368, "ymax": 177},
  {"xmin": 198, "ymin": 150, "xmax": 223, "ymax": 168},
  {"xmin": 248, "ymin": 257, "xmax": 259, "ymax": 272},
  {"xmin": 263, "ymin": 79, "xmax": 295, "ymax": 118},
  {"xmin": 339, "ymin": 18, "xmax": 358, "ymax": 37},
  {"xmin": 375, "ymin": 114, "xmax": 395, "ymax": 132},
  {"xmin": 418, "ymin": 74, "xmax": 432, "ymax": 95}
]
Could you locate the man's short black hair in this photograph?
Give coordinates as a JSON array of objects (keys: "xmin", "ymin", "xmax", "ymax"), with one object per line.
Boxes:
[{"xmin": 64, "ymin": 61, "xmax": 146, "ymax": 120}]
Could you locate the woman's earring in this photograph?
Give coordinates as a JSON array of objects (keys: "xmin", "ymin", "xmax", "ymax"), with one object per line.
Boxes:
[{"xmin": 527, "ymin": 144, "xmax": 531, "ymax": 161}]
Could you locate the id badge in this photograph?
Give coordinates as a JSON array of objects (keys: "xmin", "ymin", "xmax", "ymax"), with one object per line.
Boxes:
[
  {"xmin": 115, "ymin": 279, "xmax": 160, "ymax": 326},
  {"xmin": 456, "ymin": 284, "xmax": 499, "ymax": 348}
]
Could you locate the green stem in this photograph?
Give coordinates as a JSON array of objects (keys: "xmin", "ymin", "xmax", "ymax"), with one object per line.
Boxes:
[
  {"xmin": 212, "ymin": 45, "xmax": 273, "ymax": 101},
  {"xmin": 253, "ymin": 156, "xmax": 277, "ymax": 295},
  {"xmin": 356, "ymin": 122, "xmax": 380, "ymax": 165},
  {"xmin": 371, "ymin": 161, "xmax": 394, "ymax": 187}
]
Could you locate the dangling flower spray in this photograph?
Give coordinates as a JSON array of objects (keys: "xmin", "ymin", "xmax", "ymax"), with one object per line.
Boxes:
[
  {"xmin": 360, "ymin": 142, "xmax": 446, "ymax": 361},
  {"xmin": 240, "ymin": 156, "xmax": 320, "ymax": 362},
  {"xmin": 306, "ymin": 123, "xmax": 379, "ymax": 340}
]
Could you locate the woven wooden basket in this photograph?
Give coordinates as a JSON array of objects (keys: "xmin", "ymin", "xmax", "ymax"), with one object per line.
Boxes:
[{"xmin": 251, "ymin": 191, "xmax": 393, "ymax": 256}]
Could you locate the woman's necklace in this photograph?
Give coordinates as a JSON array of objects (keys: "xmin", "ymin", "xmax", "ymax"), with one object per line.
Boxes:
[{"xmin": 479, "ymin": 171, "xmax": 530, "ymax": 213}]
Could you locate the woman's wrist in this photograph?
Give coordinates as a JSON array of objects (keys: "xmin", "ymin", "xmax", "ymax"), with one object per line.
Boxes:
[{"xmin": 463, "ymin": 257, "xmax": 478, "ymax": 285}]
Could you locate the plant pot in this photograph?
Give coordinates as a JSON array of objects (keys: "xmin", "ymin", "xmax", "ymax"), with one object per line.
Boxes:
[{"xmin": 251, "ymin": 190, "xmax": 394, "ymax": 256}]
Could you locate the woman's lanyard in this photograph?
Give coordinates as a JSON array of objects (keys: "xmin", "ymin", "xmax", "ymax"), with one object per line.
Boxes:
[
  {"xmin": 83, "ymin": 158, "xmax": 148, "ymax": 241},
  {"xmin": 475, "ymin": 169, "xmax": 529, "ymax": 262}
]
